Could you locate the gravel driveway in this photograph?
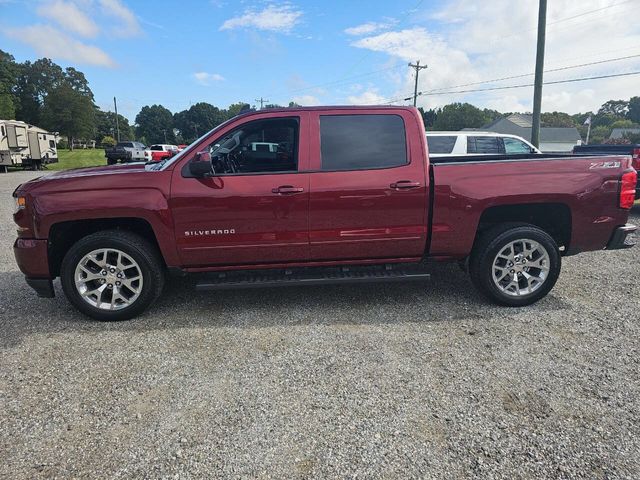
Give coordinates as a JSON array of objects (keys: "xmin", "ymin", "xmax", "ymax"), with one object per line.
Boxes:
[{"xmin": 1, "ymin": 170, "xmax": 639, "ymax": 479}]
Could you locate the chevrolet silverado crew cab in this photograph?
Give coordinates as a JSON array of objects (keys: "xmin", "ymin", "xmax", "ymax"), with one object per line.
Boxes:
[{"xmin": 13, "ymin": 106, "xmax": 638, "ymax": 321}]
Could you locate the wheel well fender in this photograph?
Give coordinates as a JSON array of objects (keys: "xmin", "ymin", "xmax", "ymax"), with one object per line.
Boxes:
[
  {"xmin": 48, "ymin": 218, "xmax": 164, "ymax": 277},
  {"xmin": 475, "ymin": 203, "xmax": 572, "ymax": 251}
]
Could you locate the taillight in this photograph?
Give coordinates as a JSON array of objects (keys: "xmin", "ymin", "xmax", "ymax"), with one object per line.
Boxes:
[
  {"xmin": 632, "ymin": 148, "xmax": 640, "ymax": 171},
  {"xmin": 620, "ymin": 170, "xmax": 637, "ymax": 209}
]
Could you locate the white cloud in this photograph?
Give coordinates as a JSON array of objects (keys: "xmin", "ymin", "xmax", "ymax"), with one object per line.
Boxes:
[
  {"xmin": 99, "ymin": 0, "xmax": 141, "ymax": 37},
  {"xmin": 7, "ymin": 25, "xmax": 116, "ymax": 67},
  {"xmin": 220, "ymin": 4, "xmax": 302, "ymax": 33},
  {"xmin": 344, "ymin": 22, "xmax": 391, "ymax": 36},
  {"xmin": 351, "ymin": 0, "xmax": 640, "ymax": 114},
  {"xmin": 352, "ymin": 27, "xmax": 477, "ymax": 108},
  {"xmin": 347, "ymin": 89, "xmax": 387, "ymax": 105},
  {"xmin": 36, "ymin": 0, "xmax": 99, "ymax": 38},
  {"xmin": 193, "ymin": 72, "xmax": 225, "ymax": 86},
  {"xmin": 292, "ymin": 94, "xmax": 319, "ymax": 105}
]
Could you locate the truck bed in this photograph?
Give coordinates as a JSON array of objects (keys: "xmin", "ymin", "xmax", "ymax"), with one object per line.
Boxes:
[{"xmin": 429, "ymin": 154, "xmax": 633, "ymax": 258}]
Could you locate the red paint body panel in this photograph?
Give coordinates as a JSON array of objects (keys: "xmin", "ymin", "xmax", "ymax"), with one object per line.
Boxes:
[
  {"xmin": 11, "ymin": 106, "xmax": 636, "ymax": 281},
  {"xmin": 169, "ymin": 111, "xmax": 311, "ymax": 266},
  {"xmin": 14, "ymin": 238, "xmax": 49, "ymax": 277},
  {"xmin": 306, "ymin": 108, "xmax": 429, "ymax": 260},
  {"xmin": 430, "ymin": 157, "xmax": 632, "ymax": 258},
  {"xmin": 13, "ymin": 164, "xmax": 180, "ymax": 267}
]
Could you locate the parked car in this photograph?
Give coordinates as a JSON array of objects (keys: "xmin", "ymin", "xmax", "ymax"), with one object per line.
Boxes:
[
  {"xmin": 12, "ymin": 106, "xmax": 637, "ymax": 321},
  {"xmin": 426, "ymin": 131, "xmax": 541, "ymax": 158},
  {"xmin": 573, "ymin": 144, "xmax": 640, "ymax": 198},
  {"xmin": 144, "ymin": 144, "xmax": 179, "ymax": 162},
  {"xmin": 104, "ymin": 141, "xmax": 147, "ymax": 165},
  {"xmin": 177, "ymin": 144, "xmax": 188, "ymax": 151}
]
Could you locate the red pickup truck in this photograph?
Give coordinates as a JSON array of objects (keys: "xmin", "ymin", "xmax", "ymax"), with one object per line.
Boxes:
[{"xmin": 12, "ymin": 106, "xmax": 638, "ymax": 321}]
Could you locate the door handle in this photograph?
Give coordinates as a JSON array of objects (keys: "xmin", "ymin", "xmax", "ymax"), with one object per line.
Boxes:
[
  {"xmin": 390, "ymin": 180, "xmax": 421, "ymax": 190},
  {"xmin": 272, "ymin": 185, "xmax": 304, "ymax": 194}
]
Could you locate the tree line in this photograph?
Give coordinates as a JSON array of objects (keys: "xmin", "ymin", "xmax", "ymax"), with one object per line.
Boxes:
[
  {"xmin": 1, "ymin": 48, "xmax": 639, "ymax": 148},
  {"xmin": 0, "ymin": 50, "xmax": 274, "ymax": 148},
  {"xmin": 420, "ymin": 98, "xmax": 640, "ymax": 144}
]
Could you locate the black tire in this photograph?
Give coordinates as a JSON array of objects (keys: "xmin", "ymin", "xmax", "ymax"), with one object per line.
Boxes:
[
  {"xmin": 107, "ymin": 157, "xmax": 116, "ymax": 165},
  {"xmin": 61, "ymin": 230, "xmax": 165, "ymax": 321},
  {"xmin": 469, "ymin": 224, "xmax": 561, "ymax": 307}
]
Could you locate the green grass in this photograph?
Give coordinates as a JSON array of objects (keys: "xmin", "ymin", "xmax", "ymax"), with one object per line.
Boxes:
[{"xmin": 47, "ymin": 149, "xmax": 106, "ymax": 171}]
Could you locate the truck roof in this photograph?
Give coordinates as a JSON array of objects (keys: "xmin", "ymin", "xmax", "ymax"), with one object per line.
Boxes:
[{"xmin": 232, "ymin": 105, "xmax": 415, "ymax": 121}]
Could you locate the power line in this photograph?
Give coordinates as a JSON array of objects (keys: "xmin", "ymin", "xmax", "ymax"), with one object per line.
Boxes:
[
  {"xmin": 267, "ymin": 0, "xmax": 427, "ymax": 104},
  {"xmin": 271, "ymin": 63, "xmax": 403, "ymax": 99},
  {"xmin": 339, "ymin": 0, "xmax": 426, "ymax": 77},
  {"xmin": 384, "ymin": 54, "xmax": 640, "ymax": 103},
  {"xmin": 386, "ymin": 70, "xmax": 640, "ymax": 103},
  {"xmin": 547, "ymin": 0, "xmax": 632, "ymax": 26},
  {"xmin": 498, "ymin": 0, "xmax": 633, "ymax": 41}
]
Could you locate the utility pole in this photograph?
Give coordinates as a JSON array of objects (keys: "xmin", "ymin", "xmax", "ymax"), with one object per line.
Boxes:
[
  {"xmin": 113, "ymin": 96, "xmax": 121, "ymax": 142},
  {"xmin": 408, "ymin": 60, "xmax": 428, "ymax": 107},
  {"xmin": 531, "ymin": 0, "xmax": 547, "ymax": 148},
  {"xmin": 585, "ymin": 115, "xmax": 592, "ymax": 145},
  {"xmin": 255, "ymin": 97, "xmax": 269, "ymax": 109}
]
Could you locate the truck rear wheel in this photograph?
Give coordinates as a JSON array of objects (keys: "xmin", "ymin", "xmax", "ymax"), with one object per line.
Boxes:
[
  {"xmin": 60, "ymin": 230, "xmax": 165, "ymax": 321},
  {"xmin": 469, "ymin": 224, "xmax": 561, "ymax": 306}
]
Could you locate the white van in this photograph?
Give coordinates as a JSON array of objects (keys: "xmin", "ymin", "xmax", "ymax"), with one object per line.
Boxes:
[{"xmin": 426, "ymin": 131, "xmax": 541, "ymax": 158}]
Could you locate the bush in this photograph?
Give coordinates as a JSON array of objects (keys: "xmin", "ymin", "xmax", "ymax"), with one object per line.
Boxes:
[
  {"xmin": 101, "ymin": 135, "xmax": 116, "ymax": 147},
  {"xmin": 57, "ymin": 139, "xmax": 68, "ymax": 149}
]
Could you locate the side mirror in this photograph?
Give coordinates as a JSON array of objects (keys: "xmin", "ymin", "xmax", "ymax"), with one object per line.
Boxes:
[{"xmin": 189, "ymin": 151, "xmax": 212, "ymax": 177}]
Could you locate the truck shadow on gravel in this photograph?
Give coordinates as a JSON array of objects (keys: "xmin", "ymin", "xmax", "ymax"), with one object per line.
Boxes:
[{"xmin": 0, "ymin": 262, "xmax": 574, "ymax": 347}]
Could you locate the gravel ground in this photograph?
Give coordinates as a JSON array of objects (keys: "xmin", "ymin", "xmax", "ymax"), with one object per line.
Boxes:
[{"xmin": 0, "ymin": 170, "xmax": 639, "ymax": 479}]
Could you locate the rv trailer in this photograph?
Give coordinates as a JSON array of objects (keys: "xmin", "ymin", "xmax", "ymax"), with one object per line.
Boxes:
[{"xmin": 0, "ymin": 120, "xmax": 58, "ymax": 172}]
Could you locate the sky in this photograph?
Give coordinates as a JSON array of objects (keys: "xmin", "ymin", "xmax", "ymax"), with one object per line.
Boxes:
[{"xmin": 2, "ymin": 0, "xmax": 640, "ymax": 122}]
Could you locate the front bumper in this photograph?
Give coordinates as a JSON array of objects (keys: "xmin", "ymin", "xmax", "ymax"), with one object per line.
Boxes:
[
  {"xmin": 14, "ymin": 238, "xmax": 50, "ymax": 276},
  {"xmin": 606, "ymin": 224, "xmax": 637, "ymax": 250},
  {"xmin": 14, "ymin": 238, "xmax": 55, "ymax": 297}
]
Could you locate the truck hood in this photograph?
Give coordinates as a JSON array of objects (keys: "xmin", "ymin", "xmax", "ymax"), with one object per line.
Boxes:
[
  {"xmin": 15, "ymin": 162, "xmax": 157, "ymax": 195},
  {"xmin": 39, "ymin": 162, "xmax": 147, "ymax": 180}
]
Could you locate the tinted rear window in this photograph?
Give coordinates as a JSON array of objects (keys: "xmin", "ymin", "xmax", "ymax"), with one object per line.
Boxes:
[
  {"xmin": 467, "ymin": 136, "xmax": 503, "ymax": 154},
  {"xmin": 427, "ymin": 135, "xmax": 456, "ymax": 154},
  {"xmin": 150, "ymin": 145, "xmax": 163, "ymax": 150},
  {"xmin": 320, "ymin": 115, "xmax": 407, "ymax": 171}
]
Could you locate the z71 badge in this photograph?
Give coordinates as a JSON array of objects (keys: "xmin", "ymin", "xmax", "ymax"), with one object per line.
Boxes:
[{"xmin": 590, "ymin": 161, "xmax": 621, "ymax": 169}]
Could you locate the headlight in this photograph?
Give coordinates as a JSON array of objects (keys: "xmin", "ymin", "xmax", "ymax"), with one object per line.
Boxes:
[{"xmin": 14, "ymin": 196, "xmax": 26, "ymax": 214}]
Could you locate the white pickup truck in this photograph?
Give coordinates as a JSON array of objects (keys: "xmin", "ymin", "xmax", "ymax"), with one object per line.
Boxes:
[{"xmin": 426, "ymin": 131, "xmax": 541, "ymax": 158}]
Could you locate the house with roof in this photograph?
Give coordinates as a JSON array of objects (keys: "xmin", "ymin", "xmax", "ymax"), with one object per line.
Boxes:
[
  {"xmin": 472, "ymin": 113, "xmax": 582, "ymax": 152},
  {"xmin": 609, "ymin": 127, "xmax": 640, "ymax": 140}
]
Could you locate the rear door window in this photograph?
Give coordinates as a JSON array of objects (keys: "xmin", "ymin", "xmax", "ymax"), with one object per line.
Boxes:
[
  {"xmin": 320, "ymin": 114, "xmax": 407, "ymax": 171},
  {"xmin": 467, "ymin": 136, "xmax": 504, "ymax": 154},
  {"xmin": 427, "ymin": 135, "xmax": 457, "ymax": 154},
  {"xmin": 503, "ymin": 137, "xmax": 533, "ymax": 154}
]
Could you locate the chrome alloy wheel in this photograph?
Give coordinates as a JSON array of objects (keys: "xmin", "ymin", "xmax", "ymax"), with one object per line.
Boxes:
[
  {"xmin": 491, "ymin": 239, "xmax": 550, "ymax": 297},
  {"xmin": 74, "ymin": 248, "xmax": 143, "ymax": 310}
]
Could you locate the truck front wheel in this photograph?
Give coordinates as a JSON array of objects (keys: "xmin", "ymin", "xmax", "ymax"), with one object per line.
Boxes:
[
  {"xmin": 469, "ymin": 224, "xmax": 561, "ymax": 306},
  {"xmin": 60, "ymin": 230, "xmax": 165, "ymax": 321}
]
